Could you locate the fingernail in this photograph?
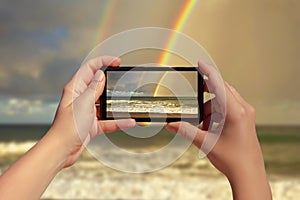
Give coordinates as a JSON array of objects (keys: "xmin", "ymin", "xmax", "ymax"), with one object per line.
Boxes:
[
  {"xmin": 127, "ymin": 119, "xmax": 136, "ymax": 127},
  {"xmin": 165, "ymin": 123, "xmax": 176, "ymax": 132},
  {"xmin": 166, "ymin": 123, "xmax": 176, "ymax": 128},
  {"xmin": 166, "ymin": 126, "xmax": 176, "ymax": 132},
  {"xmin": 119, "ymin": 119, "xmax": 136, "ymax": 128},
  {"xmin": 94, "ymin": 70, "xmax": 104, "ymax": 81},
  {"xmin": 198, "ymin": 60, "xmax": 205, "ymax": 66}
]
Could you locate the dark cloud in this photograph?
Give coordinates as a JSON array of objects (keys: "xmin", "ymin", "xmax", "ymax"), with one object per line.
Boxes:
[
  {"xmin": 0, "ymin": 0, "xmax": 180, "ymax": 100},
  {"xmin": 0, "ymin": 1, "xmax": 101, "ymax": 102},
  {"xmin": 0, "ymin": 57, "xmax": 80, "ymax": 101},
  {"xmin": 41, "ymin": 58, "xmax": 81, "ymax": 98},
  {"xmin": 0, "ymin": 0, "xmax": 299, "ymax": 124}
]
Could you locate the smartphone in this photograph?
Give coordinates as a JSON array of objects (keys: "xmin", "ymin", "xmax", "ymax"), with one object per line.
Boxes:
[{"xmin": 97, "ymin": 66, "xmax": 203, "ymax": 123}]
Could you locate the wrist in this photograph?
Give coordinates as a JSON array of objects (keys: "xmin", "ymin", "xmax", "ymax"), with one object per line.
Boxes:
[
  {"xmin": 0, "ymin": 128, "xmax": 71, "ymax": 199},
  {"xmin": 39, "ymin": 129, "xmax": 70, "ymax": 171},
  {"xmin": 227, "ymin": 163, "xmax": 272, "ymax": 200}
]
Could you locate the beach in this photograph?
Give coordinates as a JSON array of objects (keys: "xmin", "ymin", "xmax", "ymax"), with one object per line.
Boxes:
[{"xmin": 0, "ymin": 125, "xmax": 300, "ymax": 199}]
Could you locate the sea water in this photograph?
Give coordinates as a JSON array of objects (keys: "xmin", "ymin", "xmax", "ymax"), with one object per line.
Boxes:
[{"xmin": 0, "ymin": 125, "xmax": 300, "ymax": 199}]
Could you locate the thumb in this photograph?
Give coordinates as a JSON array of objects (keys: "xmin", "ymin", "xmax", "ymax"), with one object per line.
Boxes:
[
  {"xmin": 166, "ymin": 121, "xmax": 206, "ymax": 149},
  {"xmin": 87, "ymin": 70, "xmax": 106, "ymax": 102},
  {"xmin": 72, "ymin": 70, "xmax": 105, "ymax": 141}
]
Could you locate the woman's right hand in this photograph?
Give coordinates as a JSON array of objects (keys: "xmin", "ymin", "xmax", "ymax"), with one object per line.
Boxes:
[{"xmin": 166, "ymin": 61, "xmax": 272, "ymax": 200}]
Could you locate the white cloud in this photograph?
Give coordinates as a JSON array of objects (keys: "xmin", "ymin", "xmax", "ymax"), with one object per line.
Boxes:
[{"xmin": 0, "ymin": 98, "xmax": 58, "ymax": 124}]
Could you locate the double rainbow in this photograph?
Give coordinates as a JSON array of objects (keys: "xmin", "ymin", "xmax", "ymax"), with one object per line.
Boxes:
[{"xmin": 95, "ymin": 0, "xmax": 198, "ymax": 96}]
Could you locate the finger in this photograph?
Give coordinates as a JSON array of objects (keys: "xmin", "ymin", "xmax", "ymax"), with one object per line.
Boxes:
[
  {"xmin": 203, "ymin": 98, "xmax": 223, "ymax": 131},
  {"xmin": 198, "ymin": 60, "xmax": 226, "ymax": 109},
  {"xmin": 202, "ymin": 99, "xmax": 212, "ymax": 130},
  {"xmin": 204, "ymin": 81, "xmax": 209, "ymax": 93},
  {"xmin": 198, "ymin": 60, "xmax": 244, "ymax": 123},
  {"xmin": 166, "ymin": 121, "xmax": 206, "ymax": 148},
  {"xmin": 222, "ymin": 81, "xmax": 248, "ymax": 122},
  {"xmin": 202, "ymin": 114, "xmax": 211, "ymax": 131},
  {"xmin": 81, "ymin": 56, "xmax": 120, "ymax": 75},
  {"xmin": 225, "ymin": 82, "xmax": 242, "ymax": 104},
  {"xmin": 72, "ymin": 56, "xmax": 120, "ymax": 96},
  {"xmin": 81, "ymin": 56, "xmax": 120, "ymax": 80},
  {"xmin": 203, "ymin": 98, "xmax": 213, "ymax": 118},
  {"xmin": 97, "ymin": 119, "xmax": 136, "ymax": 134},
  {"xmin": 225, "ymin": 82, "xmax": 251, "ymax": 108},
  {"xmin": 74, "ymin": 70, "xmax": 105, "ymax": 109},
  {"xmin": 87, "ymin": 70, "xmax": 106, "ymax": 102},
  {"xmin": 61, "ymin": 56, "xmax": 120, "ymax": 104},
  {"xmin": 205, "ymin": 97, "xmax": 224, "ymax": 114},
  {"xmin": 203, "ymin": 112, "xmax": 224, "ymax": 130}
]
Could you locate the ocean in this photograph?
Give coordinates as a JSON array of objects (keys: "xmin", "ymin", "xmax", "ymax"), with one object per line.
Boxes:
[
  {"xmin": 0, "ymin": 125, "xmax": 300, "ymax": 199},
  {"xmin": 107, "ymin": 97, "xmax": 199, "ymax": 119}
]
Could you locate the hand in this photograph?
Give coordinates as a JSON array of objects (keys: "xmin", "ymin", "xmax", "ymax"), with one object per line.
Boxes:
[
  {"xmin": 166, "ymin": 61, "xmax": 272, "ymax": 199},
  {"xmin": 0, "ymin": 56, "xmax": 136, "ymax": 199},
  {"xmin": 49, "ymin": 56, "xmax": 136, "ymax": 168}
]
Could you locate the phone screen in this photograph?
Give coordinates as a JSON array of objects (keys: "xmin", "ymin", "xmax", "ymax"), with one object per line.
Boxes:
[{"xmin": 100, "ymin": 67, "xmax": 203, "ymax": 123}]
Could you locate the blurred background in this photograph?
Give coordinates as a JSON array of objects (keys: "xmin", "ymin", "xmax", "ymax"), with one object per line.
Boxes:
[{"xmin": 0, "ymin": 0, "xmax": 299, "ymax": 199}]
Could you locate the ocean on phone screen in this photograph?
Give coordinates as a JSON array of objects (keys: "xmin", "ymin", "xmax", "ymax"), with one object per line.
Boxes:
[{"xmin": 106, "ymin": 90, "xmax": 198, "ymax": 119}]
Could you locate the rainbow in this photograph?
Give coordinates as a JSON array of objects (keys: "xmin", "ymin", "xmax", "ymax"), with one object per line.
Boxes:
[
  {"xmin": 94, "ymin": 1, "xmax": 198, "ymax": 97},
  {"xmin": 154, "ymin": 0, "xmax": 198, "ymax": 96},
  {"xmin": 158, "ymin": 0, "xmax": 198, "ymax": 65},
  {"xmin": 153, "ymin": 73, "xmax": 168, "ymax": 96},
  {"xmin": 95, "ymin": 1, "xmax": 117, "ymax": 43}
]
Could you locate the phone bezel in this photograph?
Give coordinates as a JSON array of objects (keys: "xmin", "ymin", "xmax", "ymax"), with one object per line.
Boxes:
[{"xmin": 99, "ymin": 66, "xmax": 204, "ymax": 123}]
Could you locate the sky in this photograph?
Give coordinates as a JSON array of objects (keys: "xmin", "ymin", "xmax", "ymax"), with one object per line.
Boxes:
[
  {"xmin": 0, "ymin": 0, "xmax": 299, "ymax": 125},
  {"xmin": 107, "ymin": 71, "xmax": 197, "ymax": 97}
]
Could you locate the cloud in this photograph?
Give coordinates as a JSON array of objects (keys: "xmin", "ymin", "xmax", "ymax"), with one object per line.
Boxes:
[
  {"xmin": 0, "ymin": 97, "xmax": 58, "ymax": 124},
  {"xmin": 0, "ymin": 2, "xmax": 97, "ymax": 100},
  {"xmin": 0, "ymin": 0, "xmax": 299, "ymax": 124},
  {"xmin": 0, "ymin": 0, "xmax": 171, "ymax": 123},
  {"xmin": 0, "ymin": 0, "xmax": 181, "ymax": 123},
  {"xmin": 0, "ymin": 0, "xmax": 180, "ymax": 99},
  {"xmin": 0, "ymin": 58, "xmax": 80, "ymax": 100}
]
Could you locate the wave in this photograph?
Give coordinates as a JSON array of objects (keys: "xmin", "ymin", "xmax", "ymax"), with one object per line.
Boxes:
[
  {"xmin": 0, "ymin": 141, "xmax": 36, "ymax": 156},
  {"xmin": 107, "ymin": 99, "xmax": 198, "ymax": 114}
]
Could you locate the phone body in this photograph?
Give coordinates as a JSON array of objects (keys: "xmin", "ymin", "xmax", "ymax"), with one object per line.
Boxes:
[{"xmin": 98, "ymin": 66, "xmax": 203, "ymax": 123}]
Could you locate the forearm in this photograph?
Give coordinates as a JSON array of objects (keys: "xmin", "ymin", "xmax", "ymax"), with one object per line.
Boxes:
[
  {"xmin": 0, "ymin": 130, "xmax": 66, "ymax": 200},
  {"xmin": 228, "ymin": 164, "xmax": 272, "ymax": 200}
]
